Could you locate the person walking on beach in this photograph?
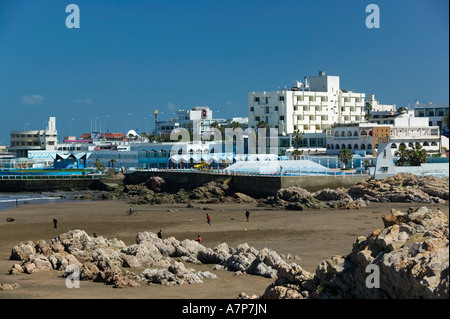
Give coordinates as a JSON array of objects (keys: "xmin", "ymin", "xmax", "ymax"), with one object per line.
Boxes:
[
  {"xmin": 197, "ymin": 235, "xmax": 202, "ymax": 243},
  {"xmin": 158, "ymin": 230, "xmax": 163, "ymax": 240},
  {"xmin": 245, "ymin": 209, "xmax": 250, "ymax": 222},
  {"xmin": 206, "ymin": 213, "xmax": 211, "ymax": 226},
  {"xmin": 53, "ymin": 218, "xmax": 58, "ymax": 229}
]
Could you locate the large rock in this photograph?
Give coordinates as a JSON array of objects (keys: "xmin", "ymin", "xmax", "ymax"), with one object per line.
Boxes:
[
  {"xmin": 145, "ymin": 176, "xmax": 167, "ymax": 193},
  {"xmin": 253, "ymin": 206, "xmax": 449, "ymax": 299},
  {"xmin": 10, "ymin": 241, "xmax": 36, "ymax": 261}
]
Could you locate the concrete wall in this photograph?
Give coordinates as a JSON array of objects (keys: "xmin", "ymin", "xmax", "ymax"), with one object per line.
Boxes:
[
  {"xmin": 0, "ymin": 179, "xmax": 98, "ymax": 192},
  {"xmin": 124, "ymin": 171, "xmax": 366, "ymax": 198}
]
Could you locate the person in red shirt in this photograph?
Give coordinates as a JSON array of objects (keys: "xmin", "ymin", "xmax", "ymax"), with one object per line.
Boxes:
[
  {"xmin": 197, "ymin": 235, "xmax": 202, "ymax": 243},
  {"xmin": 206, "ymin": 213, "xmax": 211, "ymax": 226}
]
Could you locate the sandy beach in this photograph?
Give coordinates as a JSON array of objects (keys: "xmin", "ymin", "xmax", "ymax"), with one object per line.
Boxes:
[{"xmin": 0, "ymin": 199, "xmax": 448, "ymax": 299}]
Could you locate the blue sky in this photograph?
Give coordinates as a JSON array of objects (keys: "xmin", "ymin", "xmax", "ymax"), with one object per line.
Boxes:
[{"xmin": 0, "ymin": 0, "xmax": 448, "ymax": 144}]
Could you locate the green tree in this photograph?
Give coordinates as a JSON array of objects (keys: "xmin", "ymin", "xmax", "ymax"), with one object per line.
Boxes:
[
  {"xmin": 394, "ymin": 145, "xmax": 409, "ymax": 166},
  {"xmin": 444, "ymin": 114, "xmax": 449, "ymax": 128},
  {"xmin": 109, "ymin": 158, "xmax": 117, "ymax": 168},
  {"xmin": 409, "ymin": 144, "xmax": 428, "ymax": 166},
  {"xmin": 338, "ymin": 148, "xmax": 353, "ymax": 169},
  {"xmin": 292, "ymin": 130, "xmax": 304, "ymax": 148},
  {"xmin": 230, "ymin": 121, "xmax": 243, "ymax": 129},
  {"xmin": 292, "ymin": 149, "xmax": 303, "ymax": 160},
  {"xmin": 257, "ymin": 121, "xmax": 269, "ymax": 130},
  {"xmin": 93, "ymin": 158, "xmax": 105, "ymax": 171}
]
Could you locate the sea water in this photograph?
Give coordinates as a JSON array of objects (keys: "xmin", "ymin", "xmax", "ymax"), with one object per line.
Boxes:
[{"xmin": 0, "ymin": 192, "xmax": 66, "ymax": 210}]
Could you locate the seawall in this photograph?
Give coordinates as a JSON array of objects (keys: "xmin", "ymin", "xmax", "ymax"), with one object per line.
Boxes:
[
  {"xmin": 0, "ymin": 177, "xmax": 110, "ymax": 192},
  {"xmin": 124, "ymin": 171, "xmax": 366, "ymax": 198}
]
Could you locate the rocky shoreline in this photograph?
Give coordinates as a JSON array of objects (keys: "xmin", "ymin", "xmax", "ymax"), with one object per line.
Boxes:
[
  {"xmin": 6, "ymin": 205, "xmax": 448, "ymax": 298},
  {"xmin": 81, "ymin": 173, "xmax": 448, "ymax": 211}
]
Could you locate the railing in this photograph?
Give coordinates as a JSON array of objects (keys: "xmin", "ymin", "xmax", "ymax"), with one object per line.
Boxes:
[
  {"xmin": 135, "ymin": 168, "xmax": 369, "ymax": 177},
  {"xmin": 0, "ymin": 174, "xmax": 106, "ymax": 180}
]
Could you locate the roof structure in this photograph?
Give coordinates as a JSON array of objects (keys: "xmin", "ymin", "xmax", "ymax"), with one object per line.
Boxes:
[{"xmin": 224, "ymin": 160, "xmax": 330, "ymax": 174}]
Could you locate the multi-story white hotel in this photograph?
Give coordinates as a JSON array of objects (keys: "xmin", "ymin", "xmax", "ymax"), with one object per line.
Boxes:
[{"xmin": 248, "ymin": 71, "xmax": 366, "ymax": 135}]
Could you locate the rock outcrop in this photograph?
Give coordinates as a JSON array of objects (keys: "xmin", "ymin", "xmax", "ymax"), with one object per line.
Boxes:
[
  {"xmin": 8, "ymin": 230, "xmax": 289, "ymax": 288},
  {"xmin": 247, "ymin": 206, "xmax": 449, "ymax": 299}
]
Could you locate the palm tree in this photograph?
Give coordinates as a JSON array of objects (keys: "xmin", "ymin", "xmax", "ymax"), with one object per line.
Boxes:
[
  {"xmin": 257, "ymin": 121, "xmax": 269, "ymax": 130},
  {"xmin": 292, "ymin": 130, "xmax": 304, "ymax": 148},
  {"xmin": 93, "ymin": 158, "xmax": 105, "ymax": 171},
  {"xmin": 409, "ymin": 144, "xmax": 428, "ymax": 166},
  {"xmin": 292, "ymin": 149, "xmax": 303, "ymax": 160},
  {"xmin": 230, "ymin": 121, "xmax": 243, "ymax": 129},
  {"xmin": 109, "ymin": 158, "xmax": 117, "ymax": 168},
  {"xmin": 338, "ymin": 148, "xmax": 353, "ymax": 169},
  {"xmin": 394, "ymin": 145, "xmax": 409, "ymax": 166}
]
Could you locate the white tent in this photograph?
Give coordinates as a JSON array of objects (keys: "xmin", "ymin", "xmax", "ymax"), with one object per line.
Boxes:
[{"xmin": 224, "ymin": 160, "xmax": 330, "ymax": 174}]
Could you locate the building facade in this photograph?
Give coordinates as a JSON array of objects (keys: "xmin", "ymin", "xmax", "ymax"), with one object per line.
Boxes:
[
  {"xmin": 248, "ymin": 71, "xmax": 366, "ymax": 135},
  {"xmin": 325, "ymin": 114, "xmax": 441, "ymax": 156},
  {"xmin": 413, "ymin": 101, "xmax": 449, "ymax": 135},
  {"xmin": 9, "ymin": 117, "xmax": 58, "ymax": 158}
]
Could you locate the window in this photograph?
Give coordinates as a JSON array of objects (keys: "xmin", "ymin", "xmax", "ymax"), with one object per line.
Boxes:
[
  {"xmin": 255, "ymin": 116, "xmax": 260, "ymax": 122},
  {"xmin": 265, "ymin": 107, "xmax": 269, "ymax": 114},
  {"xmin": 265, "ymin": 97, "xmax": 269, "ymax": 104},
  {"xmin": 279, "ymin": 96, "xmax": 284, "ymax": 101},
  {"xmin": 279, "ymin": 116, "xmax": 285, "ymax": 121},
  {"xmin": 275, "ymin": 106, "xmax": 278, "ymax": 111},
  {"xmin": 250, "ymin": 107, "xmax": 254, "ymax": 112},
  {"xmin": 254, "ymin": 97, "xmax": 260, "ymax": 103}
]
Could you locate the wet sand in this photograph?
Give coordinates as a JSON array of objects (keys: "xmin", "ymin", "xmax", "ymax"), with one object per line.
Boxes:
[{"xmin": 0, "ymin": 199, "xmax": 448, "ymax": 299}]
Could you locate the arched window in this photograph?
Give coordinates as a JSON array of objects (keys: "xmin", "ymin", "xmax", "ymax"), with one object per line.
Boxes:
[
  {"xmin": 341, "ymin": 131, "xmax": 346, "ymax": 137},
  {"xmin": 354, "ymin": 144, "xmax": 359, "ymax": 149},
  {"xmin": 354, "ymin": 131, "xmax": 358, "ymax": 137},
  {"xmin": 361, "ymin": 144, "xmax": 366, "ymax": 149},
  {"xmin": 399, "ymin": 143, "xmax": 406, "ymax": 148},
  {"xmin": 326, "ymin": 144, "xmax": 330, "ymax": 149},
  {"xmin": 408, "ymin": 142, "xmax": 414, "ymax": 147},
  {"xmin": 367, "ymin": 144, "xmax": 372, "ymax": 149},
  {"xmin": 423, "ymin": 141, "xmax": 429, "ymax": 146},
  {"xmin": 391, "ymin": 143, "xmax": 397, "ymax": 148},
  {"xmin": 336, "ymin": 144, "xmax": 340, "ymax": 149},
  {"xmin": 348, "ymin": 144, "xmax": 352, "ymax": 149},
  {"xmin": 342, "ymin": 144, "xmax": 346, "ymax": 149},
  {"xmin": 331, "ymin": 144, "xmax": 334, "ymax": 149},
  {"xmin": 415, "ymin": 142, "xmax": 421, "ymax": 148},
  {"xmin": 431, "ymin": 141, "xmax": 437, "ymax": 146},
  {"xmin": 347, "ymin": 131, "xmax": 352, "ymax": 137}
]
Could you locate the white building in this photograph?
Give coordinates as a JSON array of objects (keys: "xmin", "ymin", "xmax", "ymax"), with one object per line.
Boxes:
[
  {"xmin": 325, "ymin": 113, "xmax": 441, "ymax": 156},
  {"xmin": 248, "ymin": 71, "xmax": 366, "ymax": 135},
  {"xmin": 365, "ymin": 94, "xmax": 396, "ymax": 113},
  {"xmin": 413, "ymin": 101, "xmax": 449, "ymax": 133},
  {"xmin": 9, "ymin": 117, "xmax": 58, "ymax": 158}
]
